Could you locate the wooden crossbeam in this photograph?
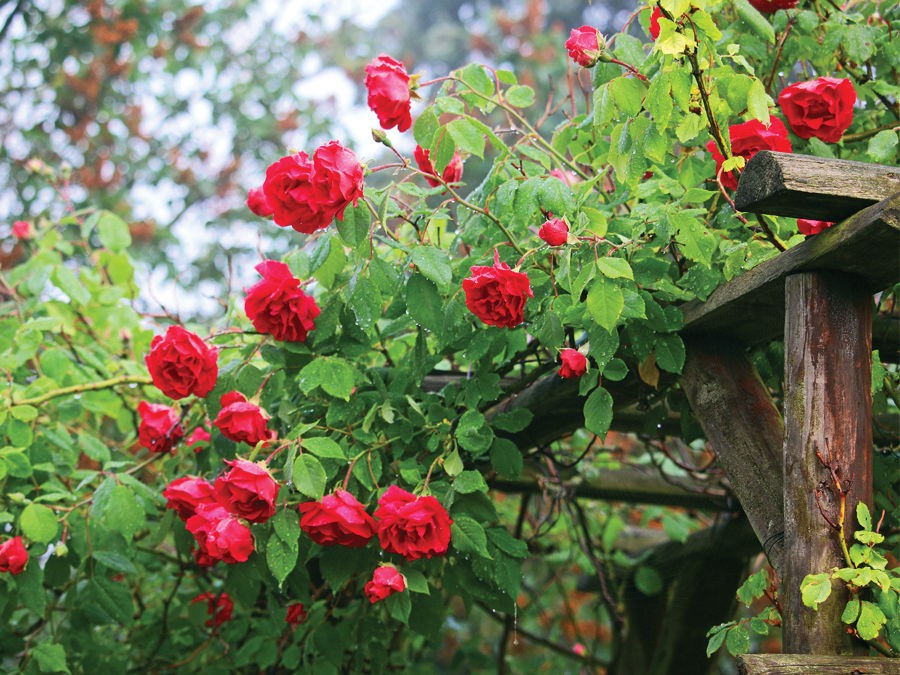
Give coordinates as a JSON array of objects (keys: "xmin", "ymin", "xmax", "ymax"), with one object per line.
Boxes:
[{"xmin": 737, "ymin": 654, "xmax": 897, "ymax": 674}]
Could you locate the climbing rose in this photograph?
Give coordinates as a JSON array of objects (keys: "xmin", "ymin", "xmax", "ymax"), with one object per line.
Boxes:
[
  {"xmin": 374, "ymin": 485, "xmax": 453, "ymax": 561},
  {"xmin": 462, "ymin": 251, "xmax": 533, "ymax": 329},
  {"xmin": 191, "ymin": 592, "xmax": 233, "ymax": 628},
  {"xmin": 246, "ymin": 186, "xmax": 273, "ymax": 218},
  {"xmin": 244, "ymin": 260, "xmax": 320, "ymax": 342},
  {"xmin": 747, "ymin": 0, "xmax": 798, "ymax": 12},
  {"xmin": 707, "ymin": 117, "xmax": 792, "ymax": 190},
  {"xmin": 414, "ymin": 145, "xmax": 464, "ymax": 187},
  {"xmin": 286, "ymin": 603, "xmax": 307, "ymax": 627},
  {"xmin": 214, "ymin": 391, "xmax": 275, "ymax": 446},
  {"xmin": 539, "ymin": 218, "xmax": 569, "ymax": 246},
  {"xmin": 145, "ymin": 325, "xmax": 219, "ymax": 400},
  {"xmin": 558, "ymin": 349, "xmax": 588, "ymax": 379},
  {"xmin": 162, "ymin": 476, "xmax": 216, "ymax": 520},
  {"xmin": 565, "ymin": 26, "xmax": 604, "ymax": 67},
  {"xmin": 0, "ymin": 536, "xmax": 28, "ymax": 575},
  {"xmin": 778, "ymin": 77, "xmax": 856, "ymax": 144},
  {"xmin": 797, "ymin": 219, "xmax": 834, "ymax": 236},
  {"xmin": 137, "ymin": 402, "xmax": 184, "ymax": 454},
  {"xmin": 364, "ymin": 565, "xmax": 407, "ymax": 604},
  {"xmin": 365, "ymin": 54, "xmax": 412, "ymax": 132},
  {"xmin": 262, "ymin": 141, "xmax": 364, "ymax": 234},
  {"xmin": 649, "ymin": 6, "xmax": 662, "ymax": 40},
  {"xmin": 186, "ymin": 503, "xmax": 255, "ymax": 564},
  {"xmin": 214, "ymin": 458, "xmax": 280, "ymax": 524},
  {"xmin": 11, "ymin": 221, "xmax": 33, "ymax": 240},
  {"xmin": 299, "ymin": 489, "xmax": 378, "ymax": 548},
  {"xmin": 186, "ymin": 425, "xmax": 211, "ymax": 452}
]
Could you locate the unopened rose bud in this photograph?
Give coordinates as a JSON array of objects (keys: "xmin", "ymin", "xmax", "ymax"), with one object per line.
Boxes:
[
  {"xmin": 371, "ymin": 128, "xmax": 393, "ymax": 148},
  {"xmin": 54, "ymin": 543, "xmax": 69, "ymax": 557}
]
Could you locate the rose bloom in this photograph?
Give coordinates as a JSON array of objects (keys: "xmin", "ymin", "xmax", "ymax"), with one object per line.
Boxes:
[
  {"xmin": 778, "ymin": 77, "xmax": 856, "ymax": 144},
  {"xmin": 244, "ymin": 260, "xmax": 321, "ymax": 342},
  {"xmin": 191, "ymin": 592, "xmax": 234, "ymax": 628},
  {"xmin": 285, "ymin": 602, "xmax": 307, "ymax": 627},
  {"xmin": 748, "ymin": 0, "xmax": 798, "ymax": 12},
  {"xmin": 648, "ymin": 6, "xmax": 662, "ymax": 40},
  {"xmin": 413, "ymin": 145, "xmax": 464, "ymax": 187},
  {"xmin": 462, "ymin": 251, "xmax": 533, "ymax": 329},
  {"xmin": 246, "ymin": 186, "xmax": 274, "ymax": 218},
  {"xmin": 214, "ymin": 391, "xmax": 276, "ymax": 446},
  {"xmin": 558, "ymin": 348, "xmax": 588, "ymax": 379},
  {"xmin": 162, "ymin": 476, "xmax": 216, "ymax": 521},
  {"xmin": 565, "ymin": 26, "xmax": 603, "ymax": 67},
  {"xmin": 374, "ymin": 485, "xmax": 453, "ymax": 561},
  {"xmin": 538, "ymin": 218, "xmax": 569, "ymax": 247},
  {"xmin": 797, "ymin": 219, "xmax": 834, "ymax": 236},
  {"xmin": 364, "ymin": 54, "xmax": 412, "ymax": 132},
  {"xmin": 0, "ymin": 536, "xmax": 28, "ymax": 575},
  {"xmin": 214, "ymin": 458, "xmax": 280, "ymax": 524},
  {"xmin": 145, "ymin": 325, "xmax": 219, "ymax": 400},
  {"xmin": 186, "ymin": 425, "xmax": 211, "ymax": 452},
  {"xmin": 137, "ymin": 401, "xmax": 184, "ymax": 454},
  {"xmin": 364, "ymin": 565, "xmax": 407, "ymax": 604},
  {"xmin": 11, "ymin": 221, "xmax": 33, "ymax": 240},
  {"xmin": 186, "ymin": 502, "xmax": 255, "ymax": 564},
  {"xmin": 707, "ymin": 117, "xmax": 792, "ymax": 190},
  {"xmin": 262, "ymin": 141, "xmax": 364, "ymax": 234},
  {"xmin": 299, "ymin": 489, "xmax": 378, "ymax": 548},
  {"xmin": 193, "ymin": 546, "xmax": 216, "ymax": 568}
]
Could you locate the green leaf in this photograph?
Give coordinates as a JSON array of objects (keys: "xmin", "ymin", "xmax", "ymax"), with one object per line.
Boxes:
[
  {"xmin": 635, "ymin": 566, "xmax": 663, "ymax": 595},
  {"xmin": 491, "ymin": 408, "xmax": 533, "ymax": 433},
  {"xmin": 489, "ymin": 438, "xmax": 522, "ymax": 479},
  {"xmin": 414, "ymin": 107, "xmax": 440, "ymax": 148},
  {"xmin": 505, "ymin": 84, "xmax": 535, "ymax": 108},
  {"xmin": 298, "ymin": 357, "xmax": 358, "ymax": 400},
  {"xmin": 609, "ymin": 77, "xmax": 646, "ymax": 117},
  {"xmin": 725, "ymin": 625, "xmax": 751, "ymax": 655},
  {"xmin": 292, "ymin": 454, "xmax": 327, "ymax": 499},
  {"xmin": 458, "ymin": 63, "xmax": 494, "ymax": 98},
  {"xmin": 410, "ymin": 246, "xmax": 453, "ymax": 291},
  {"xmin": 406, "ymin": 274, "xmax": 443, "ymax": 334},
  {"xmin": 101, "ymin": 485, "xmax": 146, "ymax": 540},
  {"xmin": 302, "ymin": 437, "xmax": 346, "ymax": 459},
  {"xmin": 583, "ymin": 387, "xmax": 614, "ymax": 438},
  {"xmin": 51, "ymin": 266, "xmax": 90, "ymax": 305},
  {"xmin": 456, "ymin": 410, "xmax": 494, "ymax": 456},
  {"xmin": 586, "ymin": 277, "xmax": 624, "ymax": 332},
  {"xmin": 867, "ymin": 130, "xmax": 899, "ymax": 164},
  {"xmin": 671, "ymin": 211, "xmax": 716, "ymax": 267},
  {"xmin": 87, "ymin": 576, "xmax": 135, "ymax": 626},
  {"xmin": 20, "ymin": 503, "xmax": 59, "ymax": 544},
  {"xmin": 78, "ymin": 433, "xmax": 111, "ymax": 463},
  {"xmin": 706, "ymin": 623, "xmax": 731, "ymax": 656},
  {"xmin": 655, "ymin": 334, "xmax": 686, "ymax": 373},
  {"xmin": 348, "ymin": 276, "xmax": 381, "ymax": 332},
  {"xmin": 30, "ymin": 642, "xmax": 70, "ymax": 674},
  {"xmin": 92, "ymin": 550, "xmax": 137, "ymax": 574},
  {"xmin": 446, "ymin": 118, "xmax": 485, "ymax": 158},
  {"xmin": 451, "ymin": 515, "xmax": 491, "ymax": 559},
  {"xmin": 443, "ymin": 449, "xmax": 464, "ymax": 477},
  {"xmin": 267, "ymin": 528, "xmax": 299, "ymax": 587},
  {"xmin": 733, "ymin": 0, "xmax": 775, "ymax": 44},
  {"xmin": 453, "ymin": 470, "xmax": 488, "ymax": 495},
  {"xmin": 596, "ymin": 257, "xmax": 634, "ymax": 281},
  {"xmin": 737, "ymin": 569, "xmax": 769, "ymax": 605},
  {"xmin": 855, "ymin": 600, "xmax": 887, "ymax": 641},
  {"xmin": 9, "ymin": 405, "xmax": 38, "ymax": 422},
  {"xmin": 385, "ymin": 587, "xmax": 412, "ymax": 624},
  {"xmin": 856, "ymin": 502, "xmax": 872, "ymax": 531},
  {"xmin": 96, "ymin": 211, "xmax": 132, "ymax": 252},
  {"xmin": 1, "ymin": 448, "xmax": 32, "ymax": 477},
  {"xmin": 404, "ymin": 568, "xmax": 430, "ymax": 594},
  {"xmin": 747, "ymin": 78, "xmax": 770, "ymax": 126},
  {"xmin": 336, "ymin": 203, "xmax": 371, "ymax": 250},
  {"xmin": 800, "ymin": 573, "xmax": 832, "ymax": 610}
]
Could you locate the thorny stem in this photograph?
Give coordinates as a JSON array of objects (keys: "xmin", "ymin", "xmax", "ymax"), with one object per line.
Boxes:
[
  {"xmin": 9, "ymin": 374, "xmax": 153, "ymax": 407},
  {"xmin": 764, "ymin": 15, "xmax": 795, "ymax": 94}
]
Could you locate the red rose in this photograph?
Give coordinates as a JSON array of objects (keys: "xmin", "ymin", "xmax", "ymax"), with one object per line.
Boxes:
[
  {"xmin": 558, "ymin": 348, "xmax": 588, "ymax": 379},
  {"xmin": 462, "ymin": 251, "xmax": 533, "ymax": 329},
  {"xmin": 262, "ymin": 141, "xmax": 364, "ymax": 234},
  {"xmin": 246, "ymin": 186, "xmax": 274, "ymax": 218},
  {"xmin": 549, "ymin": 168, "xmax": 578, "ymax": 187},
  {"xmin": 364, "ymin": 54, "xmax": 412, "ymax": 132},
  {"xmin": 162, "ymin": 476, "xmax": 216, "ymax": 520},
  {"xmin": 797, "ymin": 219, "xmax": 834, "ymax": 236},
  {"xmin": 778, "ymin": 77, "xmax": 856, "ymax": 144},
  {"xmin": 299, "ymin": 489, "xmax": 377, "ymax": 548},
  {"xmin": 214, "ymin": 392, "xmax": 275, "ymax": 446},
  {"xmin": 374, "ymin": 485, "xmax": 452, "ymax": 561},
  {"xmin": 539, "ymin": 218, "xmax": 569, "ymax": 246},
  {"xmin": 138, "ymin": 401, "xmax": 185, "ymax": 454},
  {"xmin": 145, "ymin": 325, "xmax": 219, "ymax": 400},
  {"xmin": 0, "ymin": 536, "xmax": 28, "ymax": 575},
  {"xmin": 186, "ymin": 424, "xmax": 211, "ymax": 452},
  {"xmin": 12, "ymin": 221, "xmax": 33, "ymax": 240},
  {"xmin": 565, "ymin": 26, "xmax": 604, "ymax": 68},
  {"xmin": 747, "ymin": 0, "xmax": 798, "ymax": 12},
  {"xmin": 193, "ymin": 547, "xmax": 216, "ymax": 568},
  {"xmin": 649, "ymin": 6, "xmax": 662, "ymax": 40},
  {"xmin": 413, "ymin": 145, "xmax": 464, "ymax": 187},
  {"xmin": 191, "ymin": 592, "xmax": 233, "ymax": 628},
  {"xmin": 285, "ymin": 602, "xmax": 307, "ymax": 627},
  {"xmin": 214, "ymin": 458, "xmax": 280, "ymax": 524},
  {"xmin": 364, "ymin": 565, "xmax": 406, "ymax": 604},
  {"xmin": 186, "ymin": 502, "xmax": 255, "ymax": 564},
  {"xmin": 707, "ymin": 117, "xmax": 792, "ymax": 190},
  {"xmin": 244, "ymin": 260, "xmax": 321, "ymax": 342}
]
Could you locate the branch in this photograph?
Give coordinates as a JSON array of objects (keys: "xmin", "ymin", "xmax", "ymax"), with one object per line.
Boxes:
[{"xmin": 10, "ymin": 374, "xmax": 154, "ymax": 407}]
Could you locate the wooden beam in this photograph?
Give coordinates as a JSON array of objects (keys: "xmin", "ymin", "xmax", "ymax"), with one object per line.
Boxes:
[
  {"xmin": 681, "ymin": 338, "xmax": 786, "ymax": 572},
  {"xmin": 782, "ymin": 271, "xmax": 873, "ymax": 655},
  {"xmin": 735, "ymin": 151, "xmax": 900, "ymax": 220},
  {"xmin": 737, "ymin": 654, "xmax": 896, "ymax": 674},
  {"xmin": 682, "ymin": 194, "xmax": 899, "ymax": 346}
]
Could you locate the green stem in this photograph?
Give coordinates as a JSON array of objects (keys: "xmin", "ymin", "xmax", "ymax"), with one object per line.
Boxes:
[{"xmin": 10, "ymin": 374, "xmax": 153, "ymax": 407}]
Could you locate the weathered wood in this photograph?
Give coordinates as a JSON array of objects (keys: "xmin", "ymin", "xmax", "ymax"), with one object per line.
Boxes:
[
  {"xmin": 682, "ymin": 194, "xmax": 899, "ymax": 346},
  {"xmin": 737, "ymin": 654, "xmax": 897, "ymax": 674},
  {"xmin": 782, "ymin": 271, "xmax": 873, "ymax": 655},
  {"xmin": 735, "ymin": 151, "xmax": 900, "ymax": 220},
  {"xmin": 681, "ymin": 338, "xmax": 786, "ymax": 572}
]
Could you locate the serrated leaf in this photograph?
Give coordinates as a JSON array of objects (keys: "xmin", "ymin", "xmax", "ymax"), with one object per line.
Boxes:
[
  {"xmin": 586, "ymin": 277, "xmax": 624, "ymax": 332},
  {"xmin": 867, "ymin": 130, "xmax": 899, "ymax": 164},
  {"xmin": 96, "ymin": 211, "xmax": 132, "ymax": 252},
  {"xmin": 505, "ymin": 84, "xmax": 535, "ymax": 108},
  {"xmin": 292, "ymin": 454, "xmax": 327, "ymax": 499},
  {"xmin": 451, "ymin": 515, "xmax": 491, "ymax": 559},
  {"xmin": 583, "ymin": 387, "xmax": 613, "ymax": 437},
  {"xmin": 446, "ymin": 118, "xmax": 485, "ymax": 158},
  {"xmin": 489, "ymin": 438, "xmax": 522, "ymax": 479},
  {"xmin": 410, "ymin": 246, "xmax": 452, "ymax": 291},
  {"xmin": 302, "ymin": 437, "xmax": 346, "ymax": 459},
  {"xmin": 655, "ymin": 334, "xmax": 686, "ymax": 373},
  {"xmin": 443, "ymin": 449, "xmax": 464, "ymax": 477},
  {"xmin": 298, "ymin": 357, "xmax": 357, "ymax": 400},
  {"xmin": 453, "ymin": 470, "xmax": 488, "ymax": 494},
  {"xmin": 706, "ymin": 624, "xmax": 730, "ymax": 656},
  {"xmin": 20, "ymin": 503, "xmax": 59, "ymax": 544},
  {"xmin": 267, "ymin": 531, "xmax": 298, "ymax": 587},
  {"xmin": 800, "ymin": 573, "xmax": 832, "ymax": 610},
  {"xmin": 406, "ymin": 273, "xmax": 443, "ymax": 334},
  {"xmin": 856, "ymin": 501, "xmax": 872, "ymax": 531},
  {"xmin": 414, "ymin": 107, "xmax": 440, "ymax": 148},
  {"xmin": 725, "ymin": 626, "xmax": 751, "ymax": 655},
  {"xmin": 596, "ymin": 257, "xmax": 633, "ymax": 280},
  {"xmin": 101, "ymin": 485, "xmax": 146, "ymax": 540},
  {"xmin": 747, "ymin": 78, "xmax": 770, "ymax": 126},
  {"xmin": 30, "ymin": 642, "xmax": 70, "ymax": 674}
]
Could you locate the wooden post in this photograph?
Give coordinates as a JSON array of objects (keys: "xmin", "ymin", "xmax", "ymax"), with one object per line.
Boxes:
[{"xmin": 782, "ymin": 271, "xmax": 873, "ymax": 654}]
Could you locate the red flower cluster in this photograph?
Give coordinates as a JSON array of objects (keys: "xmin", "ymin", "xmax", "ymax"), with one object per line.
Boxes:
[
  {"xmin": 299, "ymin": 489, "xmax": 377, "ymax": 548},
  {"xmin": 146, "ymin": 325, "xmax": 219, "ymax": 400},
  {"xmin": 137, "ymin": 402, "xmax": 184, "ymax": 454},
  {"xmin": 365, "ymin": 54, "xmax": 413, "ymax": 132},
  {"xmin": 214, "ymin": 458, "xmax": 280, "ymax": 523},
  {"xmin": 778, "ymin": 77, "xmax": 856, "ymax": 144},
  {"xmin": 244, "ymin": 260, "xmax": 320, "ymax": 343},
  {"xmin": 747, "ymin": 0, "xmax": 798, "ymax": 12},
  {"xmin": 538, "ymin": 218, "xmax": 569, "ymax": 247},
  {"xmin": 0, "ymin": 536, "xmax": 28, "ymax": 575},
  {"xmin": 565, "ymin": 26, "xmax": 604, "ymax": 67},
  {"xmin": 413, "ymin": 145, "xmax": 464, "ymax": 187},
  {"xmin": 462, "ymin": 251, "xmax": 533, "ymax": 328},
  {"xmin": 364, "ymin": 565, "xmax": 406, "ymax": 604},
  {"xmin": 797, "ymin": 219, "xmax": 834, "ymax": 236},
  {"xmin": 707, "ymin": 117, "xmax": 792, "ymax": 190},
  {"xmin": 262, "ymin": 141, "xmax": 364, "ymax": 234},
  {"xmin": 192, "ymin": 592, "xmax": 234, "ymax": 628},
  {"xmin": 558, "ymin": 349, "xmax": 588, "ymax": 379},
  {"xmin": 214, "ymin": 391, "xmax": 276, "ymax": 446}
]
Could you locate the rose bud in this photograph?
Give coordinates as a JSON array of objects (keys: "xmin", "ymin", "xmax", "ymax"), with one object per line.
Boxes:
[
  {"xmin": 0, "ymin": 536, "xmax": 28, "ymax": 575},
  {"xmin": 285, "ymin": 602, "xmax": 307, "ymax": 627},
  {"xmin": 162, "ymin": 476, "xmax": 216, "ymax": 521},
  {"xmin": 185, "ymin": 502, "xmax": 255, "ymax": 564},
  {"xmin": 213, "ymin": 391, "xmax": 276, "ymax": 446},
  {"xmin": 558, "ymin": 348, "xmax": 588, "ymax": 379},
  {"xmin": 462, "ymin": 251, "xmax": 533, "ymax": 329},
  {"xmin": 539, "ymin": 217, "xmax": 569, "ymax": 247},
  {"xmin": 413, "ymin": 145, "xmax": 464, "ymax": 187},
  {"xmin": 214, "ymin": 458, "xmax": 280, "ymax": 524},
  {"xmin": 246, "ymin": 186, "xmax": 274, "ymax": 218},
  {"xmin": 11, "ymin": 221, "xmax": 33, "ymax": 240},
  {"xmin": 778, "ymin": 77, "xmax": 856, "ymax": 144},
  {"xmin": 364, "ymin": 565, "xmax": 407, "ymax": 604},
  {"xmin": 145, "ymin": 325, "xmax": 219, "ymax": 400},
  {"xmin": 374, "ymin": 485, "xmax": 452, "ymax": 561},
  {"xmin": 565, "ymin": 25, "xmax": 605, "ymax": 68},
  {"xmin": 191, "ymin": 592, "xmax": 233, "ymax": 628},
  {"xmin": 244, "ymin": 260, "xmax": 320, "ymax": 343},
  {"xmin": 299, "ymin": 489, "xmax": 378, "ymax": 548},
  {"xmin": 137, "ymin": 401, "xmax": 185, "ymax": 454},
  {"xmin": 364, "ymin": 54, "xmax": 413, "ymax": 132},
  {"xmin": 186, "ymin": 424, "xmax": 211, "ymax": 453},
  {"xmin": 797, "ymin": 219, "xmax": 834, "ymax": 236},
  {"xmin": 707, "ymin": 118, "xmax": 792, "ymax": 190}
]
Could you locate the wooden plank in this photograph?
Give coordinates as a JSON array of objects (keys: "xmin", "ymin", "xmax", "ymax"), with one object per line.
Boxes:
[
  {"xmin": 682, "ymin": 194, "xmax": 899, "ymax": 346},
  {"xmin": 680, "ymin": 338, "xmax": 786, "ymax": 572},
  {"xmin": 735, "ymin": 151, "xmax": 900, "ymax": 220},
  {"xmin": 738, "ymin": 654, "xmax": 897, "ymax": 674},
  {"xmin": 782, "ymin": 271, "xmax": 873, "ymax": 655}
]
